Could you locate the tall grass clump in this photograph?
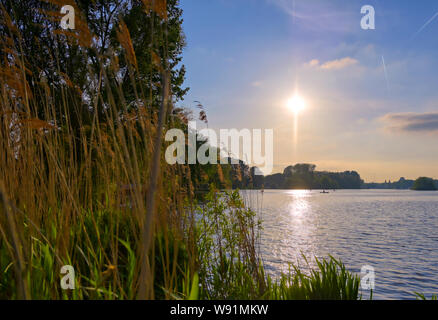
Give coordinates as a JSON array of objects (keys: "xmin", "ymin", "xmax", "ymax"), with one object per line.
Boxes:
[
  {"xmin": 265, "ymin": 256, "xmax": 362, "ymax": 300},
  {"xmin": 195, "ymin": 188, "xmax": 265, "ymax": 299},
  {"xmin": 0, "ymin": 0, "xmax": 196, "ymax": 300}
]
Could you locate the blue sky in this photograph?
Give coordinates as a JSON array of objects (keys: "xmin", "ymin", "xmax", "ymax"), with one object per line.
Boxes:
[{"xmin": 178, "ymin": 0, "xmax": 438, "ymax": 181}]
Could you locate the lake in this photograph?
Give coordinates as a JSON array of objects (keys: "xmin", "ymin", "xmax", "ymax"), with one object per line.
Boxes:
[{"xmin": 241, "ymin": 189, "xmax": 438, "ymax": 300}]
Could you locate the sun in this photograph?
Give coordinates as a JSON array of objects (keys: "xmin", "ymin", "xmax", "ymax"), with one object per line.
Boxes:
[{"xmin": 287, "ymin": 94, "xmax": 306, "ymax": 114}]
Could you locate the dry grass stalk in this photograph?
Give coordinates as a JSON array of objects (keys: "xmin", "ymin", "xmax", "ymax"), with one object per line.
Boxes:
[{"xmin": 137, "ymin": 71, "xmax": 171, "ymax": 300}]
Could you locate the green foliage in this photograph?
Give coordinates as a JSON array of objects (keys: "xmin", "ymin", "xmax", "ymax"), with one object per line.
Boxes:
[
  {"xmin": 111, "ymin": 0, "xmax": 189, "ymax": 105},
  {"xmin": 0, "ymin": 206, "xmax": 192, "ymax": 300},
  {"xmin": 363, "ymin": 177, "xmax": 417, "ymax": 189},
  {"xmin": 153, "ymin": 230, "xmax": 190, "ymax": 299},
  {"xmin": 411, "ymin": 177, "xmax": 437, "ymax": 191},
  {"xmin": 188, "ymin": 272, "xmax": 199, "ymax": 300},
  {"xmin": 195, "ymin": 189, "xmax": 265, "ymax": 299},
  {"xmin": 414, "ymin": 292, "xmax": 438, "ymax": 300},
  {"xmin": 0, "ymin": 0, "xmax": 188, "ymax": 130},
  {"xmin": 266, "ymin": 256, "xmax": 362, "ymax": 300},
  {"xmin": 263, "ymin": 164, "xmax": 363, "ymax": 190}
]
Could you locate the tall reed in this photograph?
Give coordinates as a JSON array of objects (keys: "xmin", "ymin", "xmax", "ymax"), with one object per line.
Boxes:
[{"xmin": 0, "ymin": 0, "xmax": 194, "ymax": 299}]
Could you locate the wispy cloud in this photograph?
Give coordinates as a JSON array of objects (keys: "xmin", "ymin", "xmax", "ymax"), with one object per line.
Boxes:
[
  {"xmin": 305, "ymin": 57, "xmax": 358, "ymax": 70},
  {"xmin": 321, "ymin": 57, "xmax": 358, "ymax": 70},
  {"xmin": 267, "ymin": 0, "xmax": 357, "ymax": 33},
  {"xmin": 306, "ymin": 59, "xmax": 320, "ymax": 67},
  {"xmin": 381, "ymin": 112, "xmax": 438, "ymax": 133}
]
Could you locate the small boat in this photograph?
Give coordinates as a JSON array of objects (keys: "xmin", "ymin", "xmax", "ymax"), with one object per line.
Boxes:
[{"xmin": 320, "ymin": 190, "xmax": 329, "ymax": 194}]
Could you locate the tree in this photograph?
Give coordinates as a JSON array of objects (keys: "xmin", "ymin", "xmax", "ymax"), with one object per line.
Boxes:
[
  {"xmin": 412, "ymin": 177, "xmax": 437, "ymax": 191},
  {"xmin": 320, "ymin": 176, "xmax": 334, "ymax": 189},
  {"xmin": 262, "ymin": 164, "xmax": 363, "ymax": 190},
  {"xmin": 0, "ymin": 0, "xmax": 188, "ymax": 123}
]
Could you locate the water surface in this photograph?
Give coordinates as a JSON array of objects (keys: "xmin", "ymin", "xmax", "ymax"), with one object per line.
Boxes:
[{"xmin": 242, "ymin": 189, "xmax": 438, "ymax": 299}]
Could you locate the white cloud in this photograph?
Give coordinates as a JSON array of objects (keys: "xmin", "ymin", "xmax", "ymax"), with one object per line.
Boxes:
[
  {"xmin": 306, "ymin": 59, "xmax": 320, "ymax": 67},
  {"xmin": 321, "ymin": 57, "xmax": 358, "ymax": 70},
  {"xmin": 266, "ymin": 0, "xmax": 358, "ymax": 34},
  {"xmin": 305, "ymin": 57, "xmax": 358, "ymax": 70}
]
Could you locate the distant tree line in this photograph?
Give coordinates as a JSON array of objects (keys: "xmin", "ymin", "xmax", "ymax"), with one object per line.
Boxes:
[
  {"xmin": 363, "ymin": 177, "xmax": 415, "ymax": 189},
  {"xmin": 191, "ymin": 157, "xmax": 438, "ymax": 192},
  {"xmin": 363, "ymin": 177, "xmax": 438, "ymax": 190},
  {"xmin": 411, "ymin": 177, "xmax": 437, "ymax": 191},
  {"xmin": 249, "ymin": 163, "xmax": 364, "ymax": 190}
]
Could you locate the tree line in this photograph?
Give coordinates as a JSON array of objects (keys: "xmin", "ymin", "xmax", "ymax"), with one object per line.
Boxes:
[{"xmin": 254, "ymin": 163, "xmax": 364, "ymax": 190}]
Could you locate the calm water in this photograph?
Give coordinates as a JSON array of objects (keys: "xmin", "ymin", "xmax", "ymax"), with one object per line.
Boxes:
[{"xmin": 242, "ymin": 189, "xmax": 438, "ymax": 300}]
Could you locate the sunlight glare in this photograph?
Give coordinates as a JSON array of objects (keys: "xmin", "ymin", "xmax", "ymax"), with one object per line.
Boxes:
[{"xmin": 287, "ymin": 94, "xmax": 306, "ymax": 114}]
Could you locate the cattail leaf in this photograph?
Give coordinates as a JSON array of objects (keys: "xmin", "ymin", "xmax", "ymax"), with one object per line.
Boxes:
[{"xmin": 188, "ymin": 272, "xmax": 199, "ymax": 300}]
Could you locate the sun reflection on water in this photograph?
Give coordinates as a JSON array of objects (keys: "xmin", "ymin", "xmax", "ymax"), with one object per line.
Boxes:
[
  {"xmin": 276, "ymin": 190, "xmax": 318, "ymax": 273},
  {"xmin": 253, "ymin": 190, "xmax": 320, "ymax": 276},
  {"xmin": 288, "ymin": 190, "xmax": 311, "ymax": 219}
]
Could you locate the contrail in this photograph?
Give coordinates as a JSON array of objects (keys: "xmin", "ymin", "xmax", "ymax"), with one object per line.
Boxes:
[
  {"xmin": 412, "ymin": 11, "xmax": 438, "ymax": 40},
  {"xmin": 381, "ymin": 56, "xmax": 389, "ymax": 94}
]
